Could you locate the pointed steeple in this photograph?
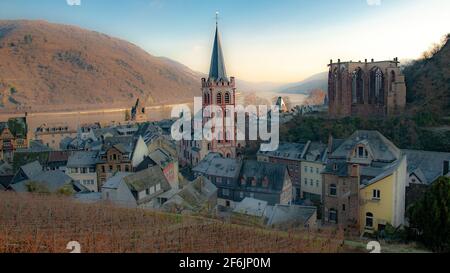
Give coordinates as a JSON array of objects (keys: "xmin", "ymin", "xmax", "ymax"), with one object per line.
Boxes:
[{"xmin": 208, "ymin": 19, "xmax": 228, "ymax": 82}]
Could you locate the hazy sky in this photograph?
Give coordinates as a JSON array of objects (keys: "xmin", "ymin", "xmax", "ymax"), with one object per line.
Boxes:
[{"xmin": 0, "ymin": 0, "xmax": 449, "ymax": 83}]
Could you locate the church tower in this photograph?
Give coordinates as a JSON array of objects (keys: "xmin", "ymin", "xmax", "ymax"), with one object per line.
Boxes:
[{"xmin": 201, "ymin": 19, "xmax": 237, "ymax": 159}]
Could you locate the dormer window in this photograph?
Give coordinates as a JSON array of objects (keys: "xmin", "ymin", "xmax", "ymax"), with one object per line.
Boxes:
[{"xmin": 357, "ymin": 146, "xmax": 369, "ymax": 158}]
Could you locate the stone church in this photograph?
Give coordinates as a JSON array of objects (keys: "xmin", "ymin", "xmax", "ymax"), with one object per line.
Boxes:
[
  {"xmin": 179, "ymin": 21, "xmax": 238, "ymax": 167},
  {"xmin": 328, "ymin": 59, "xmax": 406, "ymax": 118}
]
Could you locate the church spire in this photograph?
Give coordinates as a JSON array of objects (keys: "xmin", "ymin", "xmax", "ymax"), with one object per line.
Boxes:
[{"xmin": 208, "ymin": 13, "xmax": 228, "ymax": 82}]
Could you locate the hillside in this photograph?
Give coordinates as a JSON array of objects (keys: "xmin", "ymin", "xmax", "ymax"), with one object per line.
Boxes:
[
  {"xmin": 279, "ymin": 72, "xmax": 328, "ymax": 95},
  {"xmin": 0, "ymin": 20, "xmax": 202, "ymax": 112},
  {"xmin": 404, "ymin": 34, "xmax": 450, "ymax": 116},
  {"xmin": 0, "ymin": 192, "xmax": 346, "ymax": 253}
]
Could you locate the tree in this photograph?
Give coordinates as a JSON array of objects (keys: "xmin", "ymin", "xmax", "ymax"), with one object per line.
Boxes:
[{"xmin": 407, "ymin": 177, "xmax": 450, "ymax": 252}]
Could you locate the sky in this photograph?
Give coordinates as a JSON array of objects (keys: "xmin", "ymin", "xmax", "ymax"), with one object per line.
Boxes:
[{"xmin": 0, "ymin": 0, "xmax": 449, "ymax": 83}]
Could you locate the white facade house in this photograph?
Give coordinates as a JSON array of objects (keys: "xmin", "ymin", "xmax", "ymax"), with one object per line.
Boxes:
[
  {"xmin": 67, "ymin": 151, "xmax": 99, "ymax": 192},
  {"xmin": 101, "ymin": 166, "xmax": 172, "ymax": 209}
]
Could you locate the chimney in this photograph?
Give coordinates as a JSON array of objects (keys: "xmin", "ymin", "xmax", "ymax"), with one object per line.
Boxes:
[
  {"xmin": 327, "ymin": 134, "xmax": 334, "ymax": 155},
  {"xmin": 371, "ymin": 58, "xmax": 374, "ymax": 63},
  {"xmin": 330, "ymin": 59, "xmax": 333, "ymax": 64},
  {"xmin": 365, "ymin": 59, "xmax": 367, "ymax": 63},
  {"xmin": 350, "ymin": 164, "xmax": 360, "ymax": 178}
]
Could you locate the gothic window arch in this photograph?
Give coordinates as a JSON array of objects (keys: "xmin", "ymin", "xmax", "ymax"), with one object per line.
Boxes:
[
  {"xmin": 370, "ymin": 67, "xmax": 384, "ymax": 104},
  {"xmin": 216, "ymin": 92, "xmax": 223, "ymax": 104},
  {"xmin": 352, "ymin": 68, "xmax": 365, "ymax": 104},
  {"xmin": 225, "ymin": 92, "xmax": 231, "ymax": 104}
]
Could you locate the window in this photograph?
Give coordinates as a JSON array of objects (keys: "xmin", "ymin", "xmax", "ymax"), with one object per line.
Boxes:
[
  {"xmin": 81, "ymin": 168, "xmax": 87, "ymax": 174},
  {"xmin": 113, "ymin": 154, "xmax": 117, "ymax": 161},
  {"xmin": 156, "ymin": 184, "xmax": 161, "ymax": 191},
  {"xmin": 310, "ymin": 179, "xmax": 313, "ymax": 186},
  {"xmin": 351, "ymin": 68, "xmax": 365, "ymax": 104},
  {"xmin": 316, "ymin": 181, "xmax": 319, "ymax": 187},
  {"xmin": 366, "ymin": 212, "xmax": 374, "ymax": 228},
  {"xmin": 146, "ymin": 189, "xmax": 150, "ymax": 195},
  {"xmin": 310, "ymin": 167, "xmax": 314, "ymax": 173},
  {"xmin": 329, "ymin": 209, "xmax": 337, "ymax": 223},
  {"xmin": 370, "ymin": 67, "xmax": 384, "ymax": 104},
  {"xmin": 304, "ymin": 178, "xmax": 308, "ymax": 185},
  {"xmin": 342, "ymin": 204, "xmax": 346, "ymax": 211},
  {"xmin": 329, "ymin": 184, "xmax": 337, "ymax": 196},
  {"xmin": 358, "ymin": 146, "xmax": 365, "ymax": 158},
  {"xmin": 304, "ymin": 166, "xmax": 308, "ymax": 173},
  {"xmin": 316, "ymin": 168, "xmax": 319, "ymax": 174},
  {"xmin": 101, "ymin": 166, "xmax": 105, "ymax": 173},
  {"xmin": 216, "ymin": 93, "xmax": 223, "ymax": 104},
  {"xmin": 222, "ymin": 189, "xmax": 230, "ymax": 197},
  {"xmin": 373, "ymin": 189, "xmax": 381, "ymax": 200},
  {"xmin": 225, "ymin": 92, "xmax": 231, "ymax": 104},
  {"xmin": 117, "ymin": 165, "xmax": 121, "ymax": 172}
]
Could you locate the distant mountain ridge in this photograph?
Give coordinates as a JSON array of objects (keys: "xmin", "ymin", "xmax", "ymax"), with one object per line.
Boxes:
[
  {"xmin": 0, "ymin": 20, "xmax": 203, "ymax": 112},
  {"xmin": 278, "ymin": 72, "xmax": 328, "ymax": 94}
]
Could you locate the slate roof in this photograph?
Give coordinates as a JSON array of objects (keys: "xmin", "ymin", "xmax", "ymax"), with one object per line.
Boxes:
[
  {"xmin": 233, "ymin": 197, "xmax": 268, "ymax": 217},
  {"xmin": 20, "ymin": 140, "xmax": 53, "ymax": 153},
  {"xmin": 239, "ymin": 161, "xmax": 288, "ymax": 192},
  {"xmin": 67, "ymin": 151, "xmax": 99, "ymax": 167},
  {"xmin": 134, "ymin": 156, "xmax": 158, "ymax": 172},
  {"xmin": 257, "ymin": 142, "xmax": 308, "ymax": 161},
  {"xmin": 403, "ymin": 149, "xmax": 450, "ymax": 184},
  {"xmin": 149, "ymin": 149, "xmax": 173, "ymax": 168},
  {"xmin": 161, "ymin": 177, "xmax": 217, "ymax": 212},
  {"xmin": 302, "ymin": 142, "xmax": 328, "ymax": 163},
  {"xmin": 102, "ymin": 172, "xmax": 132, "ymax": 190},
  {"xmin": 360, "ymin": 156, "xmax": 406, "ymax": 188},
  {"xmin": 124, "ymin": 166, "xmax": 170, "ymax": 193},
  {"xmin": 208, "ymin": 25, "xmax": 228, "ymax": 82},
  {"xmin": 331, "ymin": 131, "xmax": 401, "ymax": 162},
  {"xmin": 192, "ymin": 153, "xmax": 241, "ymax": 178},
  {"xmin": 21, "ymin": 161, "xmax": 44, "ymax": 178},
  {"xmin": 11, "ymin": 170, "xmax": 73, "ymax": 193},
  {"xmin": 266, "ymin": 205, "xmax": 317, "ymax": 227}
]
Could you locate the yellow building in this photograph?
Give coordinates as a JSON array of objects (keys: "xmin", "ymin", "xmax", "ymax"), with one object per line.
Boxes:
[{"xmin": 359, "ymin": 155, "xmax": 407, "ymax": 234}]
